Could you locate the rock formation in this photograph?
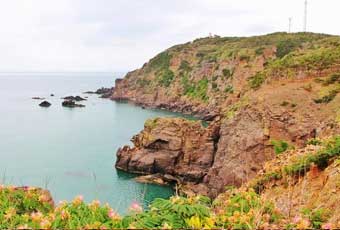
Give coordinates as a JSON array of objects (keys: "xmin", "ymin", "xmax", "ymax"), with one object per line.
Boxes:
[
  {"xmin": 62, "ymin": 100, "xmax": 85, "ymax": 108},
  {"xmin": 113, "ymin": 32, "xmax": 340, "ymax": 197},
  {"xmin": 116, "ymin": 117, "xmax": 220, "ymax": 183},
  {"xmin": 39, "ymin": 101, "xmax": 51, "ymax": 107}
]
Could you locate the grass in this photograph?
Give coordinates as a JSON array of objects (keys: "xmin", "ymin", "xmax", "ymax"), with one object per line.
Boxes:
[{"xmin": 270, "ymin": 139, "xmax": 291, "ymax": 155}]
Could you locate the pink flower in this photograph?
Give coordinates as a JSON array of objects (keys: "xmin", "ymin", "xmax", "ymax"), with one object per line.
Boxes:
[
  {"xmin": 31, "ymin": 211, "xmax": 43, "ymax": 222},
  {"xmin": 128, "ymin": 201, "xmax": 143, "ymax": 213},
  {"xmin": 61, "ymin": 210, "xmax": 70, "ymax": 220},
  {"xmin": 72, "ymin": 195, "xmax": 84, "ymax": 206},
  {"xmin": 108, "ymin": 208, "xmax": 120, "ymax": 220},
  {"xmin": 322, "ymin": 223, "xmax": 332, "ymax": 229},
  {"xmin": 293, "ymin": 215, "xmax": 302, "ymax": 223}
]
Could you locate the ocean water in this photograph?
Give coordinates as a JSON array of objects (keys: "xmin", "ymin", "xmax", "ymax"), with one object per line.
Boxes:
[{"xmin": 0, "ymin": 72, "xmax": 186, "ymax": 213}]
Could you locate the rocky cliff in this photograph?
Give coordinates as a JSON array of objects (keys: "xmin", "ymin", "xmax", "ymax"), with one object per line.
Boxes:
[{"xmin": 113, "ymin": 32, "xmax": 340, "ymax": 197}]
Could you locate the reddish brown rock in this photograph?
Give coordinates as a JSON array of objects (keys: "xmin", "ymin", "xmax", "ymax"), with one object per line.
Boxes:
[{"xmin": 116, "ymin": 117, "xmax": 220, "ymax": 182}]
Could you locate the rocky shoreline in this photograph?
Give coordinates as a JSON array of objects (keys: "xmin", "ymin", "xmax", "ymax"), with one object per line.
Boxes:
[{"xmin": 110, "ymin": 33, "xmax": 340, "ymax": 198}]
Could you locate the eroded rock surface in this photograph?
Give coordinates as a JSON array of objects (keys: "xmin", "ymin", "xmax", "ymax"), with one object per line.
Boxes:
[{"xmin": 116, "ymin": 117, "xmax": 220, "ymax": 182}]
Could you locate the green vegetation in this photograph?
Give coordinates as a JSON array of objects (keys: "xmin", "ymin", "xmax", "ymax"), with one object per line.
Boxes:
[
  {"xmin": 321, "ymin": 73, "xmax": 340, "ymax": 86},
  {"xmin": 213, "ymin": 189, "xmax": 281, "ymax": 229},
  {"xmin": 157, "ymin": 69, "xmax": 174, "ymax": 87},
  {"xmin": 144, "ymin": 118, "xmax": 158, "ymax": 129},
  {"xmin": 224, "ymin": 85, "xmax": 234, "ymax": 94},
  {"xmin": 252, "ymin": 136, "xmax": 340, "ymax": 193},
  {"xmin": 137, "ymin": 78, "xmax": 151, "ymax": 87},
  {"xmin": 276, "ymin": 38, "xmax": 304, "ymax": 58},
  {"xmin": 301, "ymin": 208, "xmax": 330, "ymax": 229},
  {"xmin": 147, "ymin": 52, "xmax": 172, "ymax": 73},
  {"xmin": 270, "ymin": 139, "xmax": 291, "ymax": 155},
  {"xmin": 248, "ymin": 72, "xmax": 265, "ymax": 89},
  {"xmin": 313, "ymin": 89, "xmax": 338, "ymax": 104},
  {"xmin": 222, "ymin": 68, "xmax": 233, "ymax": 78},
  {"xmin": 179, "ymin": 60, "xmax": 192, "ymax": 73},
  {"xmin": 184, "ymin": 78, "xmax": 209, "ymax": 102}
]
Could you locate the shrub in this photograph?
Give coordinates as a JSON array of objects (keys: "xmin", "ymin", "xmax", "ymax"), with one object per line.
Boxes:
[
  {"xmin": 248, "ymin": 72, "xmax": 265, "ymax": 89},
  {"xmin": 224, "ymin": 85, "xmax": 234, "ymax": 94},
  {"xmin": 179, "ymin": 60, "xmax": 192, "ymax": 73},
  {"xmin": 147, "ymin": 52, "xmax": 172, "ymax": 72},
  {"xmin": 276, "ymin": 39, "xmax": 301, "ymax": 58},
  {"xmin": 158, "ymin": 69, "xmax": 174, "ymax": 87},
  {"xmin": 322, "ymin": 73, "xmax": 340, "ymax": 86},
  {"xmin": 212, "ymin": 82, "xmax": 218, "ymax": 89},
  {"xmin": 270, "ymin": 140, "xmax": 290, "ymax": 155},
  {"xmin": 222, "ymin": 68, "xmax": 232, "ymax": 78},
  {"xmin": 313, "ymin": 89, "xmax": 339, "ymax": 104},
  {"xmin": 185, "ymin": 78, "xmax": 209, "ymax": 102},
  {"xmin": 255, "ymin": 47, "xmax": 265, "ymax": 56}
]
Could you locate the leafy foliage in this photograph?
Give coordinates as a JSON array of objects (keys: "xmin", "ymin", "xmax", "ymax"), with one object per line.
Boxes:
[
  {"xmin": 248, "ymin": 72, "xmax": 265, "ymax": 89},
  {"xmin": 157, "ymin": 69, "xmax": 174, "ymax": 87},
  {"xmin": 270, "ymin": 139, "xmax": 291, "ymax": 155},
  {"xmin": 184, "ymin": 78, "xmax": 209, "ymax": 102}
]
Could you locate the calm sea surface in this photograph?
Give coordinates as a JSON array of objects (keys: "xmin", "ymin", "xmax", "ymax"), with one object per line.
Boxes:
[{"xmin": 0, "ymin": 72, "xmax": 186, "ymax": 213}]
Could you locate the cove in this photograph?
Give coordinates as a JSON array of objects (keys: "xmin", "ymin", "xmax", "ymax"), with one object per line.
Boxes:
[{"xmin": 0, "ymin": 73, "xmax": 192, "ymax": 213}]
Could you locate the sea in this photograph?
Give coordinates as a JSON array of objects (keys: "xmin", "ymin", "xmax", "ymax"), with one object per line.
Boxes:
[{"xmin": 0, "ymin": 72, "xmax": 187, "ymax": 213}]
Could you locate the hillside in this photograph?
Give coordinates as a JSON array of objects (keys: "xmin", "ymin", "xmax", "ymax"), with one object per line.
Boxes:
[
  {"xmin": 113, "ymin": 32, "xmax": 340, "ymax": 197},
  {"xmin": 1, "ymin": 135, "xmax": 339, "ymax": 228},
  {"xmin": 1, "ymin": 32, "xmax": 340, "ymax": 229}
]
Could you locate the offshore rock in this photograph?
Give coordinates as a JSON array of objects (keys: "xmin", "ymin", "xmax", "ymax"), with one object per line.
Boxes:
[
  {"xmin": 39, "ymin": 101, "xmax": 51, "ymax": 107},
  {"xmin": 62, "ymin": 100, "xmax": 85, "ymax": 108}
]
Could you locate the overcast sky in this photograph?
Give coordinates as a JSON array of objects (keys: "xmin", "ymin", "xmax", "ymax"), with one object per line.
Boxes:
[{"xmin": 0, "ymin": 0, "xmax": 339, "ymax": 72}]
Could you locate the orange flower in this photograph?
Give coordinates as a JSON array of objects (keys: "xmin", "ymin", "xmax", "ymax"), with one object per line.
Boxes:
[
  {"xmin": 40, "ymin": 219, "xmax": 52, "ymax": 229},
  {"xmin": 61, "ymin": 210, "xmax": 70, "ymax": 220},
  {"xmin": 72, "ymin": 195, "xmax": 84, "ymax": 206},
  {"xmin": 31, "ymin": 211, "xmax": 43, "ymax": 222},
  {"xmin": 4, "ymin": 207, "xmax": 16, "ymax": 220}
]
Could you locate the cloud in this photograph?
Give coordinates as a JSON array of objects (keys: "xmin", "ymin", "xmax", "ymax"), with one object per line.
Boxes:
[{"xmin": 0, "ymin": 0, "xmax": 339, "ymax": 72}]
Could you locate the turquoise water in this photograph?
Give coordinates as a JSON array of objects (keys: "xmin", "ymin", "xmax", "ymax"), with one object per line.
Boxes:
[{"xmin": 0, "ymin": 72, "xmax": 185, "ymax": 213}]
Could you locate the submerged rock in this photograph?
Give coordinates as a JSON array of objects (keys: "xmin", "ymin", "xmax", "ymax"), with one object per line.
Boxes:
[
  {"xmin": 62, "ymin": 96, "xmax": 86, "ymax": 101},
  {"xmin": 39, "ymin": 101, "xmax": 51, "ymax": 107},
  {"xmin": 62, "ymin": 100, "xmax": 85, "ymax": 108},
  {"xmin": 32, "ymin": 97, "xmax": 45, "ymax": 100}
]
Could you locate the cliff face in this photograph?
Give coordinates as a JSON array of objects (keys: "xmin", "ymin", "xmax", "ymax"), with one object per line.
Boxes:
[{"xmin": 113, "ymin": 32, "xmax": 340, "ymax": 197}]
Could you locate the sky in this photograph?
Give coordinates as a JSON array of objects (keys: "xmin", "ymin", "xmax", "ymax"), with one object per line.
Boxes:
[{"xmin": 0, "ymin": 0, "xmax": 339, "ymax": 72}]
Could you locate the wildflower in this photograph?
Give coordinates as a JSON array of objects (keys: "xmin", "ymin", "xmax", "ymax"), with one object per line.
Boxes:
[
  {"xmin": 72, "ymin": 195, "xmax": 84, "ymax": 206},
  {"xmin": 31, "ymin": 211, "xmax": 43, "ymax": 222},
  {"xmin": 297, "ymin": 218, "xmax": 311, "ymax": 229},
  {"xmin": 108, "ymin": 208, "xmax": 121, "ymax": 220},
  {"xmin": 162, "ymin": 222, "xmax": 172, "ymax": 229},
  {"xmin": 48, "ymin": 213, "xmax": 56, "ymax": 222},
  {"xmin": 4, "ymin": 207, "xmax": 16, "ymax": 220},
  {"xmin": 321, "ymin": 223, "xmax": 333, "ymax": 229},
  {"xmin": 39, "ymin": 194, "xmax": 50, "ymax": 203},
  {"xmin": 89, "ymin": 199, "xmax": 101, "ymax": 210},
  {"xmin": 61, "ymin": 210, "xmax": 71, "ymax": 220},
  {"xmin": 128, "ymin": 201, "xmax": 143, "ymax": 213},
  {"xmin": 40, "ymin": 219, "xmax": 52, "ymax": 229},
  {"xmin": 293, "ymin": 215, "xmax": 302, "ymax": 223}
]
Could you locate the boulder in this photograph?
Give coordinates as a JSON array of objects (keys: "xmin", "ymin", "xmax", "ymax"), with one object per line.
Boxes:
[
  {"xmin": 62, "ymin": 100, "xmax": 85, "ymax": 108},
  {"xmin": 39, "ymin": 101, "xmax": 51, "ymax": 107}
]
